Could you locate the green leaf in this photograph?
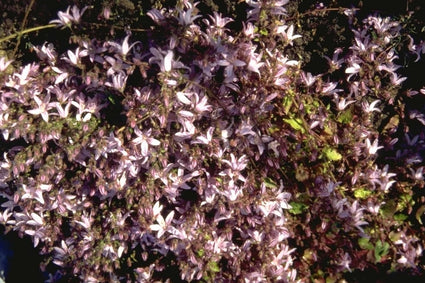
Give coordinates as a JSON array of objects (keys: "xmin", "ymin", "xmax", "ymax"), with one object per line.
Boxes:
[
  {"xmin": 374, "ymin": 240, "xmax": 389, "ymax": 263},
  {"xmin": 288, "ymin": 201, "xmax": 308, "ymax": 215},
  {"xmin": 283, "ymin": 117, "xmax": 305, "ymax": 133},
  {"xmin": 415, "ymin": 205, "xmax": 425, "ymax": 225},
  {"xmin": 337, "ymin": 109, "xmax": 353, "ymax": 124},
  {"xmin": 323, "ymin": 147, "xmax": 342, "ymax": 161},
  {"xmin": 380, "ymin": 200, "xmax": 397, "ymax": 219},
  {"xmin": 358, "ymin": 237, "xmax": 374, "ymax": 250},
  {"xmin": 354, "ymin": 188, "xmax": 372, "ymax": 199},
  {"xmin": 208, "ymin": 261, "xmax": 220, "ymax": 273},
  {"xmin": 259, "ymin": 28, "xmax": 269, "ymax": 36},
  {"xmin": 197, "ymin": 249, "xmax": 205, "ymax": 257},
  {"xmin": 282, "ymin": 95, "xmax": 293, "ymax": 114},
  {"xmin": 263, "ymin": 177, "xmax": 277, "ymax": 189},
  {"xmin": 394, "ymin": 213, "xmax": 408, "ymax": 222}
]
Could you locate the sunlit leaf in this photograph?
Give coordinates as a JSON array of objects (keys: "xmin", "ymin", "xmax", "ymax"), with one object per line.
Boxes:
[
  {"xmin": 323, "ymin": 147, "xmax": 342, "ymax": 161},
  {"xmin": 289, "ymin": 201, "xmax": 308, "ymax": 215},
  {"xmin": 354, "ymin": 188, "xmax": 372, "ymax": 199},
  {"xmin": 208, "ymin": 261, "xmax": 220, "ymax": 273},
  {"xmin": 283, "ymin": 117, "xmax": 305, "ymax": 133}
]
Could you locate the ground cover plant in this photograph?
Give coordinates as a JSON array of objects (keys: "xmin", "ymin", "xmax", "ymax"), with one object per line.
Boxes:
[{"xmin": 1, "ymin": 0, "xmax": 425, "ymax": 282}]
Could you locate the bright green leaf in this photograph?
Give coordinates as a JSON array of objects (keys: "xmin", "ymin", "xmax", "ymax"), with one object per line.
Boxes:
[
  {"xmin": 208, "ymin": 261, "xmax": 220, "ymax": 273},
  {"xmin": 323, "ymin": 148, "xmax": 342, "ymax": 161},
  {"xmin": 289, "ymin": 202, "xmax": 308, "ymax": 215},
  {"xmin": 337, "ymin": 109, "xmax": 353, "ymax": 124},
  {"xmin": 354, "ymin": 188, "xmax": 372, "ymax": 199},
  {"xmin": 283, "ymin": 117, "xmax": 305, "ymax": 133}
]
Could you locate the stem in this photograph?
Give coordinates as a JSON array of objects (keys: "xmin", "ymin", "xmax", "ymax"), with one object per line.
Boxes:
[
  {"xmin": 0, "ymin": 24, "xmax": 57, "ymax": 44},
  {"xmin": 286, "ymin": 7, "xmax": 360, "ymax": 22},
  {"xmin": 12, "ymin": 0, "xmax": 36, "ymax": 57}
]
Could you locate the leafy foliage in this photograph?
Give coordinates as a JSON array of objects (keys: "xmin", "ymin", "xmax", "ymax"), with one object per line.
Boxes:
[{"xmin": 1, "ymin": 0, "xmax": 425, "ymax": 282}]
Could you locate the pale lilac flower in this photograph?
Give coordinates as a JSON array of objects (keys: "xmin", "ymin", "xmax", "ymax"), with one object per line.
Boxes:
[
  {"xmin": 177, "ymin": 3, "xmax": 201, "ymax": 26},
  {"xmin": 150, "ymin": 210, "xmax": 174, "ymax": 238},
  {"xmin": 108, "ymin": 35, "xmax": 140, "ymax": 58},
  {"xmin": 15, "ymin": 64, "xmax": 32, "ymax": 85},
  {"xmin": 247, "ymin": 50, "xmax": 264, "ymax": 75},
  {"xmin": 102, "ymin": 6, "xmax": 111, "ymax": 20},
  {"xmin": 276, "ymin": 25, "xmax": 301, "ymax": 45},
  {"xmin": 362, "ymin": 100, "xmax": 381, "ymax": 113},
  {"xmin": 365, "ymin": 138, "xmax": 383, "ymax": 155},
  {"xmin": 0, "ymin": 57, "xmax": 13, "ymax": 72},
  {"xmin": 75, "ymin": 212, "xmax": 92, "ymax": 229},
  {"xmin": 51, "ymin": 66, "xmax": 68, "ymax": 84},
  {"xmin": 242, "ymin": 22, "xmax": 256, "ymax": 38},
  {"xmin": 345, "ymin": 62, "xmax": 361, "ymax": 80},
  {"xmin": 409, "ymin": 167, "xmax": 423, "ymax": 181},
  {"xmin": 149, "ymin": 48, "xmax": 181, "ymax": 72},
  {"xmin": 27, "ymin": 93, "xmax": 54, "ymax": 122},
  {"xmin": 218, "ymin": 53, "xmax": 246, "ymax": 83},
  {"xmin": 192, "ymin": 93, "xmax": 212, "ymax": 114},
  {"xmin": 50, "ymin": 5, "xmax": 88, "ymax": 27},
  {"xmin": 246, "ymin": 0, "xmax": 288, "ymax": 21},
  {"xmin": 222, "ymin": 153, "xmax": 248, "ymax": 172},
  {"xmin": 324, "ymin": 48, "xmax": 344, "ymax": 70},
  {"xmin": 191, "ymin": 127, "xmax": 214, "ymax": 145},
  {"xmin": 338, "ymin": 252, "xmax": 352, "ymax": 272},
  {"xmin": 63, "ymin": 47, "xmax": 87, "ymax": 66},
  {"xmin": 71, "ymin": 96, "xmax": 104, "ymax": 121},
  {"xmin": 27, "ymin": 212, "xmax": 44, "ymax": 226},
  {"xmin": 336, "ymin": 97, "xmax": 356, "ymax": 111},
  {"xmin": 206, "ymin": 12, "xmax": 233, "ymax": 36},
  {"xmin": 81, "ymin": 40, "xmax": 107, "ymax": 64},
  {"xmin": 147, "ymin": 9, "xmax": 165, "ymax": 24},
  {"xmin": 300, "ymin": 72, "xmax": 316, "ymax": 87},
  {"xmin": 32, "ymin": 43, "xmax": 57, "ymax": 62},
  {"xmin": 106, "ymin": 71, "xmax": 127, "ymax": 91},
  {"xmin": 390, "ymin": 73, "xmax": 407, "ymax": 86},
  {"xmin": 52, "ymin": 102, "xmax": 71, "ymax": 118},
  {"xmin": 131, "ymin": 128, "xmax": 160, "ymax": 157},
  {"xmin": 349, "ymin": 200, "xmax": 368, "ymax": 233}
]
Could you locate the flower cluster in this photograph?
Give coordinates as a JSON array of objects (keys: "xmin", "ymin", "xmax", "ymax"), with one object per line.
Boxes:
[{"xmin": 1, "ymin": 0, "xmax": 425, "ymax": 282}]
